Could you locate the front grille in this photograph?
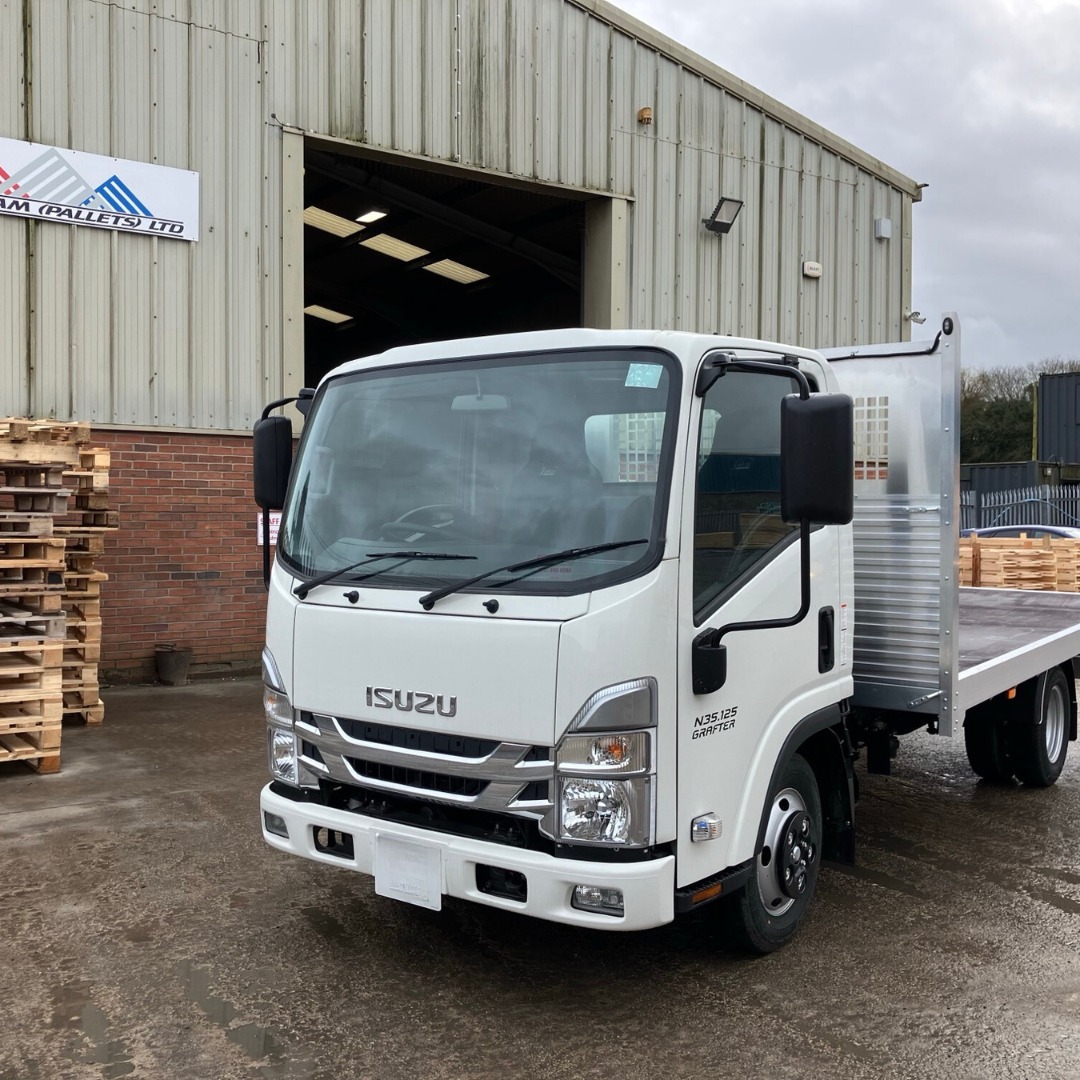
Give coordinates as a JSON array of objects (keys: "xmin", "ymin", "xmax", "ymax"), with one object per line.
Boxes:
[
  {"xmin": 296, "ymin": 711, "xmax": 554, "ymax": 821},
  {"xmin": 336, "ymin": 716, "xmax": 498, "ymax": 758},
  {"xmin": 345, "ymin": 757, "xmax": 485, "ymax": 797}
]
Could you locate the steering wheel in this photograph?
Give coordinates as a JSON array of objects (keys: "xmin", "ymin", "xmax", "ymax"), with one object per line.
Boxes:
[{"xmin": 378, "ymin": 504, "xmax": 476, "ymax": 542}]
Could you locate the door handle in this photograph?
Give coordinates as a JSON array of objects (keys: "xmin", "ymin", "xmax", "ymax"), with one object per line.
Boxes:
[{"xmin": 818, "ymin": 606, "xmax": 835, "ymax": 673}]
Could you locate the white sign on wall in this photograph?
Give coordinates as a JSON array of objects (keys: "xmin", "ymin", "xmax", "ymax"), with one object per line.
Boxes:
[
  {"xmin": 0, "ymin": 137, "xmax": 199, "ymax": 241},
  {"xmin": 257, "ymin": 512, "xmax": 282, "ymax": 547}
]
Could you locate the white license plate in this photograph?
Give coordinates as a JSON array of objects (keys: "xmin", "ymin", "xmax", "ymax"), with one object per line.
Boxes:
[{"xmin": 373, "ymin": 835, "xmax": 443, "ymax": 911}]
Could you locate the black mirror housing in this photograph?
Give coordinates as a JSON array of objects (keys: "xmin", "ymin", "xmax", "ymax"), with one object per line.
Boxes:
[
  {"xmin": 296, "ymin": 387, "xmax": 316, "ymax": 417},
  {"xmin": 692, "ymin": 634, "xmax": 727, "ymax": 695},
  {"xmin": 780, "ymin": 394, "xmax": 853, "ymax": 525},
  {"xmin": 253, "ymin": 415, "xmax": 294, "ymax": 510}
]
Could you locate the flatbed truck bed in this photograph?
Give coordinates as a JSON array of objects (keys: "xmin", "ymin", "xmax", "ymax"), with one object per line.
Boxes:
[{"xmin": 958, "ymin": 588, "xmax": 1080, "ymax": 714}]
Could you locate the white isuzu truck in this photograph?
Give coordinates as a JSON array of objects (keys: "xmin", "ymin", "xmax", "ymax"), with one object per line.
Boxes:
[{"xmin": 254, "ymin": 315, "xmax": 1080, "ymax": 952}]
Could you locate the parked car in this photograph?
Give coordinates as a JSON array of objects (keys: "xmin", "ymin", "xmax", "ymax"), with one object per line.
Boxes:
[{"xmin": 962, "ymin": 525, "xmax": 1080, "ymax": 539}]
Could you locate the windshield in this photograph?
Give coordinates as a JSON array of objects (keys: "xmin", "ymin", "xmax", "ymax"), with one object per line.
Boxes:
[{"xmin": 278, "ymin": 348, "xmax": 680, "ymax": 597}]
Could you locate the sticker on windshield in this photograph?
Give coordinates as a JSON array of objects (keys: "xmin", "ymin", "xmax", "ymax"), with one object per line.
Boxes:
[{"xmin": 625, "ymin": 363, "xmax": 662, "ymax": 389}]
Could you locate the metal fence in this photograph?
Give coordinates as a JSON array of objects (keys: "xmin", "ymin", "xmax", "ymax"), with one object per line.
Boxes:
[{"xmin": 960, "ymin": 484, "xmax": 1080, "ymax": 530}]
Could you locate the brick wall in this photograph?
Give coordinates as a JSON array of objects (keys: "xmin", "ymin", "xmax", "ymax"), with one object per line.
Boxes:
[{"xmin": 94, "ymin": 430, "xmax": 268, "ymax": 682}]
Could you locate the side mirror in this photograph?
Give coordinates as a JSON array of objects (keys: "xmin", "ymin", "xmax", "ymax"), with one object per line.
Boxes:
[
  {"xmin": 692, "ymin": 632, "xmax": 727, "ymax": 695},
  {"xmin": 296, "ymin": 387, "xmax": 315, "ymax": 417},
  {"xmin": 253, "ymin": 415, "xmax": 294, "ymax": 510},
  {"xmin": 780, "ymin": 394, "xmax": 853, "ymax": 525}
]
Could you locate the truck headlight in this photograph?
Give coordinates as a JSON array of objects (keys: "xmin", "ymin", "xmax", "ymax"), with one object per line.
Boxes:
[
  {"xmin": 559, "ymin": 777, "xmax": 652, "ymax": 845},
  {"xmin": 554, "ymin": 679, "xmax": 657, "ymax": 847},
  {"xmin": 557, "ymin": 732, "xmax": 649, "ymax": 773},
  {"xmin": 267, "ymin": 725, "xmax": 298, "ymax": 785},
  {"xmin": 262, "ymin": 648, "xmax": 298, "ymax": 785},
  {"xmin": 263, "ymin": 683, "xmax": 293, "ymax": 726}
]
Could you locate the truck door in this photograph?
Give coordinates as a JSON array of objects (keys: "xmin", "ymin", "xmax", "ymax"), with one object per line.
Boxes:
[{"xmin": 673, "ymin": 357, "xmax": 848, "ymax": 887}]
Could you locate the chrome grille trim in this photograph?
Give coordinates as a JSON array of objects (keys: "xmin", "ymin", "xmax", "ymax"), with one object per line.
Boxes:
[{"xmin": 298, "ymin": 712, "xmax": 555, "ymax": 818}]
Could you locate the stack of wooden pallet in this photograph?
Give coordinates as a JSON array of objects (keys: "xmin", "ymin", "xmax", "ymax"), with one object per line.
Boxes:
[
  {"xmin": 1054, "ymin": 541, "xmax": 1080, "ymax": 592},
  {"xmin": 0, "ymin": 419, "xmax": 115, "ymax": 772},
  {"xmin": 0, "ymin": 437, "xmax": 71, "ymax": 774},
  {"xmin": 959, "ymin": 541, "xmax": 976, "ymax": 587},
  {"xmin": 959, "ymin": 534, "xmax": 1079, "ymax": 592},
  {"xmin": 56, "ymin": 446, "xmax": 114, "ymax": 725}
]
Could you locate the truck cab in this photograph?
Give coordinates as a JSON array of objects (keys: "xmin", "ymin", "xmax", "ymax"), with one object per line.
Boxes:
[{"xmin": 256, "ymin": 327, "xmax": 857, "ymax": 952}]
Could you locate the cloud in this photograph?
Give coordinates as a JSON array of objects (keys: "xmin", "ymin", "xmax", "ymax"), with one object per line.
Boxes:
[{"xmin": 611, "ymin": 0, "xmax": 1080, "ymax": 369}]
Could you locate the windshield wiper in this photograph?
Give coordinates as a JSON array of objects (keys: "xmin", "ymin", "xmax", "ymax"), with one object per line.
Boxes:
[
  {"xmin": 418, "ymin": 539, "xmax": 649, "ymax": 610},
  {"xmin": 294, "ymin": 551, "xmax": 476, "ymax": 599}
]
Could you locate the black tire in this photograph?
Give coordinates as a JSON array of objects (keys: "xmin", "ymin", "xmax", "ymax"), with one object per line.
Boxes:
[
  {"xmin": 723, "ymin": 753, "xmax": 822, "ymax": 954},
  {"xmin": 1009, "ymin": 667, "xmax": 1071, "ymax": 788},
  {"xmin": 963, "ymin": 703, "xmax": 1014, "ymax": 782}
]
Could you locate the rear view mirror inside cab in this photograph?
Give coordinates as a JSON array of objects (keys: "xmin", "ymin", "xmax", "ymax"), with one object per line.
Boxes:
[{"xmin": 451, "ymin": 394, "xmax": 509, "ymax": 411}]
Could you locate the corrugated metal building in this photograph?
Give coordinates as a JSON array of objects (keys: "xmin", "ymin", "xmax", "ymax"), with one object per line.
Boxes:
[{"xmin": 0, "ymin": 0, "xmax": 922, "ymax": 678}]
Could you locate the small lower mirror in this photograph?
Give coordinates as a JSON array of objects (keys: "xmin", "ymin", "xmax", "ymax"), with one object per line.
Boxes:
[{"xmin": 692, "ymin": 635, "xmax": 727, "ymax": 695}]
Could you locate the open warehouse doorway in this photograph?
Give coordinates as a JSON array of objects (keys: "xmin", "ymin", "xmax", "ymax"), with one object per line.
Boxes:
[{"xmin": 300, "ymin": 141, "xmax": 589, "ymax": 385}]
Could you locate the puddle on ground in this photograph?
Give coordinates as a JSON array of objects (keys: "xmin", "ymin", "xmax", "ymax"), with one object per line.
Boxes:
[
  {"xmin": 177, "ymin": 960, "xmax": 288, "ymax": 1070},
  {"xmin": 49, "ymin": 981, "xmax": 136, "ymax": 1077},
  {"xmin": 300, "ymin": 905, "xmax": 349, "ymax": 940}
]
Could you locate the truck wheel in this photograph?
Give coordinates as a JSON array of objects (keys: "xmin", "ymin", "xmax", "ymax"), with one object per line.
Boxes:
[
  {"xmin": 723, "ymin": 754, "xmax": 821, "ymax": 954},
  {"xmin": 1008, "ymin": 668, "xmax": 1070, "ymax": 788},
  {"xmin": 963, "ymin": 707, "xmax": 1013, "ymax": 783}
]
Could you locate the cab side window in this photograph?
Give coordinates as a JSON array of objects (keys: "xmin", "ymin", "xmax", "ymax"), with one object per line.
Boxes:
[{"xmin": 694, "ymin": 371, "xmax": 800, "ymax": 617}]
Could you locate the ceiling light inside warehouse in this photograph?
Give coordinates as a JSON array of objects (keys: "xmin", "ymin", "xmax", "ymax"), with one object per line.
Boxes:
[
  {"xmin": 356, "ymin": 210, "xmax": 387, "ymax": 224},
  {"xmin": 304, "ymin": 304, "xmax": 353, "ymax": 324},
  {"xmin": 360, "ymin": 234, "xmax": 429, "ymax": 261},
  {"xmin": 303, "ymin": 206, "xmax": 363, "ymax": 237},
  {"xmin": 423, "ymin": 259, "xmax": 489, "ymax": 285}
]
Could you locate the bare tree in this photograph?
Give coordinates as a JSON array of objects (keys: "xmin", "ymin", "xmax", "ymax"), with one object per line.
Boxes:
[{"xmin": 961, "ymin": 357, "xmax": 1080, "ymax": 463}]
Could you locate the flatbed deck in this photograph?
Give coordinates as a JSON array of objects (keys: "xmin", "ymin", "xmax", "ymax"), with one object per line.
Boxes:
[{"xmin": 957, "ymin": 587, "xmax": 1080, "ymax": 712}]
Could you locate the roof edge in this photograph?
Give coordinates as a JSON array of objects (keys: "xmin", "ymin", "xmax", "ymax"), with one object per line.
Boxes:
[{"xmin": 574, "ymin": 0, "xmax": 924, "ymax": 200}]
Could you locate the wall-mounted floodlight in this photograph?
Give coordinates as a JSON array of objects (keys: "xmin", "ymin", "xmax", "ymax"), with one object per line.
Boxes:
[{"xmin": 702, "ymin": 197, "xmax": 743, "ymax": 236}]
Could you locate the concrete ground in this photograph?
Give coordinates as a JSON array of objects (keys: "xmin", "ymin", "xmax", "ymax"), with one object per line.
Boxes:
[{"xmin": 3, "ymin": 679, "xmax": 1080, "ymax": 1080}]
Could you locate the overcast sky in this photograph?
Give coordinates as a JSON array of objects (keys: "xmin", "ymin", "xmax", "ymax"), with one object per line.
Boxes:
[{"xmin": 612, "ymin": 0, "xmax": 1080, "ymax": 370}]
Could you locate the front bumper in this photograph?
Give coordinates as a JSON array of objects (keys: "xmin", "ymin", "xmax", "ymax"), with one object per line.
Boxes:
[{"xmin": 261, "ymin": 785, "xmax": 675, "ymax": 931}]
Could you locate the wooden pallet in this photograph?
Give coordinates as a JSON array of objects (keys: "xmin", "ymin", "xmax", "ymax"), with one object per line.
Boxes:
[
  {"xmin": 0, "ymin": 700, "xmax": 62, "ymax": 772},
  {"xmin": 0, "ymin": 421, "xmax": 86, "ymax": 469},
  {"xmin": 54, "ymin": 524, "xmax": 116, "ymax": 540},
  {"xmin": 61, "ymin": 534, "xmax": 106, "ymax": 556},
  {"xmin": 0, "ymin": 695, "xmax": 62, "ymax": 727},
  {"xmin": 961, "ymin": 536, "xmax": 1080, "ymax": 591},
  {"xmin": 0, "ymin": 600, "xmax": 65, "ymax": 638},
  {"xmin": 0, "ymin": 575, "xmax": 65, "ymax": 598},
  {"xmin": 62, "ymin": 640, "xmax": 101, "ymax": 663},
  {"xmin": 63, "ymin": 551, "xmax": 99, "ymax": 573},
  {"xmin": 62, "ymin": 686, "xmax": 101, "ymax": 708},
  {"xmin": 0, "ymin": 487, "xmax": 71, "ymax": 515},
  {"xmin": 63, "ymin": 701, "xmax": 104, "ymax": 726},
  {"xmin": 0, "ymin": 512, "xmax": 54, "ymax": 538},
  {"xmin": 61, "ymin": 569, "xmax": 109, "ymax": 598},
  {"xmin": 58, "ymin": 508, "xmax": 119, "ymax": 529},
  {"xmin": 63, "ymin": 598, "xmax": 100, "ymax": 621},
  {"xmin": 0, "ymin": 418, "xmax": 90, "ymax": 445},
  {"xmin": 0, "ymin": 730, "xmax": 61, "ymax": 772},
  {"xmin": 0, "ymin": 592, "xmax": 64, "ymax": 615},
  {"xmin": 65, "ymin": 617, "xmax": 102, "ymax": 644},
  {"xmin": 77, "ymin": 448, "xmax": 110, "ymax": 470},
  {"xmin": 0, "ymin": 638, "xmax": 63, "ymax": 670},
  {"xmin": 0, "ymin": 666, "xmax": 62, "ymax": 703},
  {"xmin": 0, "ymin": 463, "xmax": 68, "ymax": 486},
  {"xmin": 0, "ymin": 538, "xmax": 66, "ymax": 562},
  {"xmin": 0, "ymin": 632, "xmax": 63, "ymax": 656},
  {"xmin": 63, "ymin": 465, "xmax": 110, "ymax": 493}
]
